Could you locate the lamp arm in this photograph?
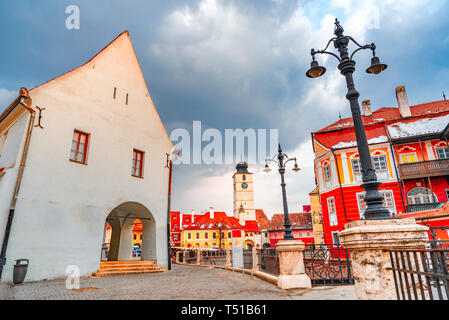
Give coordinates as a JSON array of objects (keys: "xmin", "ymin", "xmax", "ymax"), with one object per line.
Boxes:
[
  {"xmin": 283, "ymin": 157, "xmax": 297, "ymax": 166},
  {"xmin": 349, "ymin": 43, "xmax": 376, "ymax": 60},
  {"xmin": 312, "ymin": 49, "xmax": 341, "ymax": 62},
  {"xmin": 346, "ymin": 36, "xmax": 367, "ymax": 49},
  {"xmin": 266, "ymin": 157, "xmax": 280, "ymax": 167},
  {"xmin": 320, "ymin": 37, "xmax": 337, "ymax": 52}
]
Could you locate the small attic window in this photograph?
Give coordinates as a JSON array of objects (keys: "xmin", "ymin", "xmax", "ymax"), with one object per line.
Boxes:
[
  {"xmin": 113, "ymin": 87, "xmax": 117, "ymax": 99},
  {"xmin": 126, "ymin": 93, "xmax": 129, "ymax": 105}
]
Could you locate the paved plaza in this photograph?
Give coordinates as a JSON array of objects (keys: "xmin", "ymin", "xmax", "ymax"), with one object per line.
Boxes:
[{"xmin": 0, "ymin": 264, "xmax": 355, "ymax": 300}]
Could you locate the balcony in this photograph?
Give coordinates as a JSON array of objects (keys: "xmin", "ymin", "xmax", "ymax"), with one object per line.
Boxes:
[
  {"xmin": 399, "ymin": 158, "xmax": 449, "ymax": 180},
  {"xmin": 406, "ymin": 202, "xmax": 445, "ymax": 213}
]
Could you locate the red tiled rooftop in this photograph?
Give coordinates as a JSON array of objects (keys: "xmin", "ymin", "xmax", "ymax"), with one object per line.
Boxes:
[
  {"xmin": 313, "ymin": 100, "xmax": 449, "ymax": 149},
  {"xmin": 268, "ymin": 212, "xmax": 312, "ymax": 230}
]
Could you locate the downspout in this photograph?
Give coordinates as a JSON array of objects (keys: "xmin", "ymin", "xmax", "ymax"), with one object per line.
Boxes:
[
  {"xmin": 166, "ymin": 158, "xmax": 173, "ymax": 271},
  {"xmin": 384, "ymin": 123, "xmax": 407, "ymax": 214},
  {"xmin": 0, "ymin": 88, "xmax": 35, "ymax": 281},
  {"xmin": 331, "ymin": 148, "xmax": 352, "ymax": 222}
]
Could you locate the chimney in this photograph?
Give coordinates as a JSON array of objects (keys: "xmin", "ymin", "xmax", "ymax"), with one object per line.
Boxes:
[
  {"xmin": 361, "ymin": 100, "xmax": 372, "ymax": 117},
  {"xmin": 209, "ymin": 207, "xmax": 214, "ymax": 220},
  {"xmin": 191, "ymin": 210, "xmax": 195, "ymax": 223},
  {"xmin": 396, "ymin": 86, "xmax": 411, "ymax": 118}
]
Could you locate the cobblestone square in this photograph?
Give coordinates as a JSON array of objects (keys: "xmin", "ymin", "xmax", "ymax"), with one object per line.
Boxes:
[{"xmin": 0, "ymin": 265, "xmax": 355, "ymax": 300}]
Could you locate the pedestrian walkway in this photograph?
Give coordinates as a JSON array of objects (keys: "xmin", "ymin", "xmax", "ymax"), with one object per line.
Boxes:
[{"xmin": 0, "ymin": 264, "xmax": 355, "ymax": 300}]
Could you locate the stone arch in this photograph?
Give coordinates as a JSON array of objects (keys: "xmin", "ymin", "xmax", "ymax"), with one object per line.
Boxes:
[
  {"xmin": 244, "ymin": 239, "xmax": 254, "ymax": 249},
  {"xmin": 102, "ymin": 202, "xmax": 156, "ymax": 262}
]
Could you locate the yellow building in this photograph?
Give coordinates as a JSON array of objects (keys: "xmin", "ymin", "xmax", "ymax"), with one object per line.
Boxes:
[{"xmin": 179, "ymin": 209, "xmax": 243, "ymax": 249}]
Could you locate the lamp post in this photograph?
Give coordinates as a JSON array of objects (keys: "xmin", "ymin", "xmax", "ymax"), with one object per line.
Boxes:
[
  {"xmin": 264, "ymin": 144, "xmax": 301, "ymax": 240},
  {"xmin": 306, "ymin": 18, "xmax": 391, "ymax": 220}
]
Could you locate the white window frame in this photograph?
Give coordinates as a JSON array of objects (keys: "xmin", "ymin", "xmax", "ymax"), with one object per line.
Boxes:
[
  {"xmin": 332, "ymin": 231, "xmax": 341, "ymax": 247},
  {"xmin": 351, "ymin": 158, "xmax": 361, "ymax": 174},
  {"xmin": 357, "ymin": 190, "xmax": 395, "ymax": 219},
  {"xmin": 327, "ymin": 197, "xmax": 338, "ymax": 226},
  {"xmin": 372, "ymin": 154, "xmax": 387, "ymax": 171},
  {"xmin": 323, "ymin": 164, "xmax": 332, "ymax": 182},
  {"xmin": 436, "ymin": 147, "xmax": 449, "ymax": 159}
]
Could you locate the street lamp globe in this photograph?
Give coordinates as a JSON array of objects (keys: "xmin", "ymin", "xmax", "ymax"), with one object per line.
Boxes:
[
  {"xmin": 263, "ymin": 163, "xmax": 272, "ymax": 173},
  {"xmin": 292, "ymin": 162, "xmax": 301, "ymax": 172},
  {"xmin": 366, "ymin": 56, "xmax": 388, "ymax": 75},
  {"xmin": 306, "ymin": 59, "xmax": 326, "ymax": 78}
]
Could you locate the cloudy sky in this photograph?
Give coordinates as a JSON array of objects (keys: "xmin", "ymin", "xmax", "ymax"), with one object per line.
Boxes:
[{"xmin": 1, "ymin": 0, "xmax": 449, "ymax": 217}]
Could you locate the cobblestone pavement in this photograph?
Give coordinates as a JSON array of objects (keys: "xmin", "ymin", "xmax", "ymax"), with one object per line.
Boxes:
[{"xmin": 0, "ymin": 264, "xmax": 355, "ymax": 300}]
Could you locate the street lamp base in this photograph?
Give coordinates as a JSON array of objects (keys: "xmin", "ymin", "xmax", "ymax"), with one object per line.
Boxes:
[{"xmin": 361, "ymin": 180, "xmax": 393, "ymax": 220}]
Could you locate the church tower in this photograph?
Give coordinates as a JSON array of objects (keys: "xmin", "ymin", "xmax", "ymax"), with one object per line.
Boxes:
[{"xmin": 233, "ymin": 161, "xmax": 256, "ymax": 226}]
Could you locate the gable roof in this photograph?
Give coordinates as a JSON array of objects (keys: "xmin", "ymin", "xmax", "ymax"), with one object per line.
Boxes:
[{"xmin": 0, "ymin": 31, "xmax": 173, "ymax": 147}]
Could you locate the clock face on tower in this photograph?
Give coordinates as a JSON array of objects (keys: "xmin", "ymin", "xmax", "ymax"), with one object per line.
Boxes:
[{"xmin": 241, "ymin": 183, "xmax": 248, "ymax": 189}]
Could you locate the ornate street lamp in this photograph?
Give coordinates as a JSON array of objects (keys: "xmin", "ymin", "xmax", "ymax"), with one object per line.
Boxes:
[
  {"xmin": 306, "ymin": 18, "xmax": 390, "ymax": 220},
  {"xmin": 265, "ymin": 144, "xmax": 301, "ymax": 240}
]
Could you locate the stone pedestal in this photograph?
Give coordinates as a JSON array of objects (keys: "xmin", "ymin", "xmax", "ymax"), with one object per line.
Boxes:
[
  {"xmin": 252, "ymin": 247, "xmax": 259, "ymax": 271},
  {"xmin": 175, "ymin": 251, "xmax": 181, "ymax": 263},
  {"xmin": 182, "ymin": 250, "xmax": 187, "ymax": 264},
  {"xmin": 338, "ymin": 218, "xmax": 429, "ymax": 300},
  {"xmin": 196, "ymin": 250, "xmax": 201, "ymax": 265},
  {"xmin": 226, "ymin": 249, "xmax": 231, "ymax": 267},
  {"xmin": 276, "ymin": 240, "xmax": 312, "ymax": 290}
]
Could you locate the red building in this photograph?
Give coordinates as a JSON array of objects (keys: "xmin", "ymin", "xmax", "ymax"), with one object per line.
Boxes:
[
  {"xmin": 266, "ymin": 212, "xmax": 314, "ymax": 247},
  {"xmin": 312, "ymin": 86, "xmax": 449, "ymax": 246}
]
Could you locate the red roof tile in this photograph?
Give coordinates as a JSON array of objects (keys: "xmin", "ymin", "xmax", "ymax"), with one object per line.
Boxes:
[
  {"xmin": 255, "ymin": 209, "xmax": 270, "ymax": 230},
  {"xmin": 313, "ymin": 100, "xmax": 449, "ymax": 149},
  {"xmin": 182, "ymin": 211, "xmax": 244, "ymax": 230},
  {"xmin": 268, "ymin": 212, "xmax": 312, "ymax": 230}
]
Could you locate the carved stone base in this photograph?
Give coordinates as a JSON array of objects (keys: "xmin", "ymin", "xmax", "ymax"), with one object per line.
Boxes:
[
  {"xmin": 275, "ymin": 240, "xmax": 312, "ymax": 289},
  {"xmin": 338, "ymin": 218, "xmax": 429, "ymax": 300}
]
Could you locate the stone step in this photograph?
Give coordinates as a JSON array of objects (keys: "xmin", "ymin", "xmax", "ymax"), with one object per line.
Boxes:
[
  {"xmin": 100, "ymin": 262, "xmax": 156, "ymax": 268},
  {"xmin": 99, "ymin": 261, "xmax": 156, "ymax": 268},
  {"xmin": 92, "ymin": 268, "xmax": 166, "ymax": 277},
  {"xmin": 97, "ymin": 266, "xmax": 162, "ymax": 272}
]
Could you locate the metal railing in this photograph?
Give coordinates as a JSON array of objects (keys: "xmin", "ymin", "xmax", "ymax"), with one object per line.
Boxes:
[
  {"xmin": 399, "ymin": 158, "xmax": 449, "ymax": 180},
  {"xmin": 257, "ymin": 248, "xmax": 280, "ymax": 276},
  {"xmin": 200, "ymin": 250, "xmax": 227, "ymax": 266},
  {"xmin": 406, "ymin": 202, "xmax": 444, "ymax": 213},
  {"xmin": 389, "ymin": 248, "xmax": 449, "ymax": 300},
  {"xmin": 243, "ymin": 249, "xmax": 253, "ymax": 270},
  {"xmin": 184, "ymin": 250, "xmax": 197, "ymax": 264},
  {"xmin": 304, "ymin": 244, "xmax": 354, "ymax": 285}
]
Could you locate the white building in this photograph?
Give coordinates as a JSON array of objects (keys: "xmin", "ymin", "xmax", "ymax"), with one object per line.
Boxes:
[{"xmin": 0, "ymin": 31, "xmax": 173, "ymax": 282}]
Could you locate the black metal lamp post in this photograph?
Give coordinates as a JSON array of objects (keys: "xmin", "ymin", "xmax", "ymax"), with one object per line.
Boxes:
[
  {"xmin": 264, "ymin": 144, "xmax": 301, "ymax": 240},
  {"xmin": 306, "ymin": 18, "xmax": 390, "ymax": 220}
]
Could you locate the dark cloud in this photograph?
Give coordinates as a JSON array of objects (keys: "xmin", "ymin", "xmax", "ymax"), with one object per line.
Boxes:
[{"xmin": 1, "ymin": 0, "xmax": 449, "ymax": 214}]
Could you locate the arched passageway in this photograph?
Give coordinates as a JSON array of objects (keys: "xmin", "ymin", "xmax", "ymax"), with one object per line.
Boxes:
[{"xmin": 101, "ymin": 202, "xmax": 156, "ymax": 262}]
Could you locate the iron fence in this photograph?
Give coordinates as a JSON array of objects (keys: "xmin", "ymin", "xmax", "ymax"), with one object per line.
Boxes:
[
  {"xmin": 304, "ymin": 244, "xmax": 354, "ymax": 285},
  {"xmin": 257, "ymin": 248, "xmax": 280, "ymax": 276},
  {"xmin": 201, "ymin": 250, "xmax": 227, "ymax": 266},
  {"xmin": 243, "ymin": 249, "xmax": 253, "ymax": 270},
  {"xmin": 184, "ymin": 250, "xmax": 197, "ymax": 264},
  {"xmin": 389, "ymin": 248, "xmax": 449, "ymax": 300}
]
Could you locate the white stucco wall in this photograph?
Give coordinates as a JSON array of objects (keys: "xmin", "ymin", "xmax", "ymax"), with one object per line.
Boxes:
[{"xmin": 0, "ymin": 32, "xmax": 173, "ymax": 282}]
